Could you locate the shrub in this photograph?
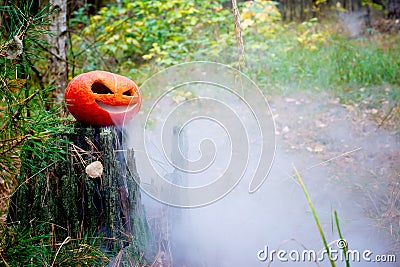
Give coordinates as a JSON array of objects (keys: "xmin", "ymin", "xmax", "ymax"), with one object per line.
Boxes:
[{"xmin": 70, "ymin": 0, "xmax": 233, "ymax": 76}]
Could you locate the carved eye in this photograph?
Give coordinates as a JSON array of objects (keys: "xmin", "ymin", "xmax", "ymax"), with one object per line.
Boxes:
[
  {"xmin": 123, "ymin": 89, "xmax": 134, "ymax": 96},
  {"xmin": 91, "ymin": 82, "xmax": 113, "ymax": 94}
]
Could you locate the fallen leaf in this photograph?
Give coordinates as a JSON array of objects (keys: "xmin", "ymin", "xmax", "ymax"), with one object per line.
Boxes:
[
  {"xmin": 282, "ymin": 126, "xmax": 290, "ymax": 134},
  {"xmin": 285, "ymin": 98, "xmax": 296, "ymax": 103}
]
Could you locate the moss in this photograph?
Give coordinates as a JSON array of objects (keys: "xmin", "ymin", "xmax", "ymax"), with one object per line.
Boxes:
[{"xmin": 7, "ymin": 123, "xmax": 152, "ymax": 263}]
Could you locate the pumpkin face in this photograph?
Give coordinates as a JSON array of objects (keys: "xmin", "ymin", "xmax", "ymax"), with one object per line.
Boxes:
[{"xmin": 65, "ymin": 70, "xmax": 141, "ymax": 127}]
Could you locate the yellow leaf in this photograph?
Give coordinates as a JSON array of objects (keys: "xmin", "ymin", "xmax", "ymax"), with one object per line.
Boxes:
[
  {"xmin": 142, "ymin": 54, "xmax": 153, "ymax": 60},
  {"xmin": 240, "ymin": 10, "xmax": 253, "ymax": 20},
  {"xmin": 91, "ymin": 15, "xmax": 102, "ymax": 22},
  {"xmin": 241, "ymin": 19, "xmax": 254, "ymax": 29},
  {"xmin": 126, "ymin": 37, "xmax": 140, "ymax": 47},
  {"xmin": 104, "ymin": 26, "xmax": 114, "ymax": 32},
  {"xmin": 135, "ymin": 21, "xmax": 144, "ymax": 27}
]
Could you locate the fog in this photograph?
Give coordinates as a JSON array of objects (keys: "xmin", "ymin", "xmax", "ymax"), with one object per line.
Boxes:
[
  {"xmin": 339, "ymin": 11, "xmax": 368, "ymax": 38},
  {"xmin": 134, "ymin": 126, "xmax": 394, "ymax": 266},
  {"xmin": 121, "ymin": 62, "xmax": 397, "ymax": 266}
]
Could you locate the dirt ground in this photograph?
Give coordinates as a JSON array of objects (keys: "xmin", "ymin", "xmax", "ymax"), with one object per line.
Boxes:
[
  {"xmin": 141, "ymin": 87, "xmax": 399, "ymax": 267},
  {"xmin": 269, "ymin": 90, "xmax": 400, "ymax": 252}
]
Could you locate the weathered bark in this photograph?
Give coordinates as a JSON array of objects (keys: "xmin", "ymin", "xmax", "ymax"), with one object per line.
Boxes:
[
  {"xmin": 48, "ymin": 0, "xmax": 68, "ymax": 103},
  {"xmin": 8, "ymin": 124, "xmax": 151, "ymax": 261}
]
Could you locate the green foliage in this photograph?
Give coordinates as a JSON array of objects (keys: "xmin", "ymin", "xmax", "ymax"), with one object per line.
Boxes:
[
  {"xmin": 0, "ymin": 2, "xmax": 78, "ymax": 263},
  {"xmin": 69, "ymin": 0, "xmax": 399, "ymax": 122},
  {"xmin": 70, "ymin": 0, "xmax": 233, "ymax": 76},
  {"xmin": 293, "ymin": 167, "xmax": 337, "ymax": 266},
  {"xmin": 0, "ymin": 1, "xmax": 53, "ymax": 61},
  {"xmin": 331, "ymin": 36, "xmax": 399, "ymax": 87},
  {"xmin": 294, "ymin": 167, "xmax": 354, "ymax": 267},
  {"xmin": 17, "ymin": 107, "xmax": 73, "ymax": 182},
  {"xmin": 0, "ymin": 222, "xmax": 108, "ymax": 266},
  {"xmin": 361, "ymin": 0, "xmax": 384, "ymax": 10},
  {"xmin": 241, "ymin": 14, "xmax": 399, "ymax": 110},
  {"xmin": 334, "ymin": 210, "xmax": 350, "ymax": 267},
  {"xmin": 0, "ymin": 1, "xmax": 74, "ymax": 215},
  {"xmin": 240, "ymin": 0, "xmax": 281, "ymax": 36}
]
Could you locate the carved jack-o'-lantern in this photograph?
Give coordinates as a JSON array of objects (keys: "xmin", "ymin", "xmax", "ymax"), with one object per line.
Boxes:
[{"xmin": 65, "ymin": 70, "xmax": 141, "ymax": 127}]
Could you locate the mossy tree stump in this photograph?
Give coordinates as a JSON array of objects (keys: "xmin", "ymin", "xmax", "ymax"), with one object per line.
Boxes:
[{"xmin": 8, "ymin": 123, "xmax": 150, "ymax": 261}]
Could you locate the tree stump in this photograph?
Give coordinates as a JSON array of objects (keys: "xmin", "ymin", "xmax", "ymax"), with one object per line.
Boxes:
[{"xmin": 8, "ymin": 123, "xmax": 151, "ymax": 262}]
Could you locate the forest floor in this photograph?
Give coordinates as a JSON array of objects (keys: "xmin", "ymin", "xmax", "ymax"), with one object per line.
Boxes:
[
  {"xmin": 269, "ymin": 89, "xmax": 400, "ymax": 252},
  {"xmin": 144, "ymin": 87, "xmax": 400, "ymax": 266}
]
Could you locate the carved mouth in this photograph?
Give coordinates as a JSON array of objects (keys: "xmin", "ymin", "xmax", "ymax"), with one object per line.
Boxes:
[{"xmin": 95, "ymin": 100, "xmax": 138, "ymax": 113}]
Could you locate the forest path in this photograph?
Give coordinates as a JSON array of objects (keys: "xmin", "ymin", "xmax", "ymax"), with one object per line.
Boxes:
[
  {"xmin": 138, "ymin": 89, "xmax": 399, "ymax": 266},
  {"xmin": 269, "ymin": 89, "xmax": 399, "ymax": 251}
]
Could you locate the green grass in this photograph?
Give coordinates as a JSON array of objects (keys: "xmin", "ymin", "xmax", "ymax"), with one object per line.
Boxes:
[
  {"xmin": 236, "ymin": 20, "xmax": 400, "ymax": 129},
  {"xmin": 334, "ymin": 209, "xmax": 351, "ymax": 267},
  {"xmin": 0, "ymin": 221, "xmax": 109, "ymax": 266},
  {"xmin": 294, "ymin": 166, "xmax": 353, "ymax": 267},
  {"xmin": 293, "ymin": 166, "xmax": 337, "ymax": 266},
  {"xmin": 246, "ymin": 27, "xmax": 400, "ymax": 97}
]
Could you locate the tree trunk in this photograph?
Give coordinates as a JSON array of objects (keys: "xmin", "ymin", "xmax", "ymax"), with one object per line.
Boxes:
[
  {"xmin": 300, "ymin": 0, "xmax": 304, "ymax": 21},
  {"xmin": 8, "ymin": 124, "xmax": 151, "ymax": 263},
  {"xmin": 48, "ymin": 0, "xmax": 68, "ymax": 103}
]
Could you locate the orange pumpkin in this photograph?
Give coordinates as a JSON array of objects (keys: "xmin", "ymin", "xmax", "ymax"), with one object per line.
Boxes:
[{"xmin": 65, "ymin": 70, "xmax": 141, "ymax": 127}]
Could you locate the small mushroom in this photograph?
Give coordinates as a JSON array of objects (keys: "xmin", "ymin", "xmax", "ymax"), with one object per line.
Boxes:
[{"xmin": 85, "ymin": 161, "xmax": 103, "ymax": 178}]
